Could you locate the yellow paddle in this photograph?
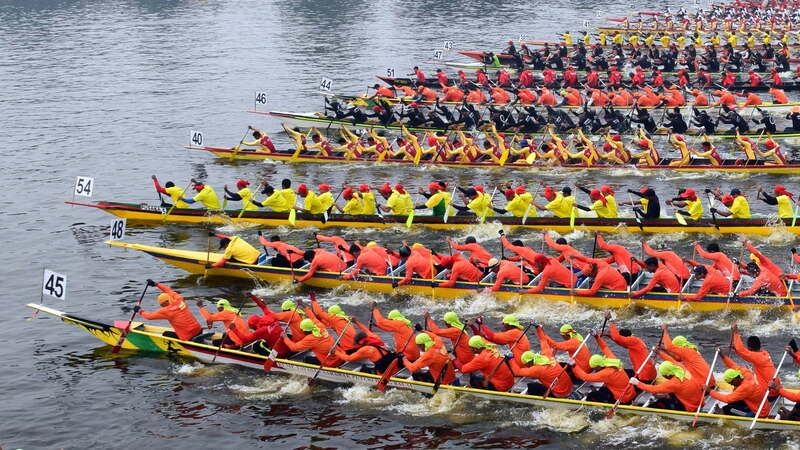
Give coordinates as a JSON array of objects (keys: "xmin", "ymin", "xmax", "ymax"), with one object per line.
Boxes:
[
  {"xmin": 569, "ymin": 206, "xmax": 577, "ymax": 230},
  {"xmin": 674, "ymin": 210, "xmax": 688, "ymax": 226}
]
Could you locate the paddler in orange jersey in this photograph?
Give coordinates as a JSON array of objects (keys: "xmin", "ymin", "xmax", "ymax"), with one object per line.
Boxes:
[
  {"xmin": 441, "ymin": 85, "xmax": 464, "ymax": 102},
  {"xmin": 730, "ymin": 324, "xmax": 781, "ymax": 398},
  {"xmin": 712, "ymin": 89, "xmax": 737, "ymax": 107},
  {"xmin": 756, "ymin": 139, "xmax": 787, "ymax": 165},
  {"xmin": 769, "ymin": 87, "xmax": 789, "ymax": 105},
  {"xmin": 537, "ymin": 324, "xmax": 590, "ymax": 372},
  {"xmin": 611, "ymin": 87, "xmax": 634, "ymax": 106},
  {"xmin": 448, "ymin": 236, "xmax": 493, "ymax": 268},
  {"xmin": 424, "ymin": 311, "xmax": 474, "ymax": 366},
  {"xmin": 689, "ymin": 137, "xmax": 723, "ymax": 165},
  {"xmin": 395, "ymin": 243, "xmax": 436, "ymax": 287},
  {"xmin": 333, "ymin": 329, "xmax": 389, "ymax": 373},
  {"xmin": 296, "ymin": 248, "xmax": 346, "ymax": 282},
  {"xmin": 667, "ymin": 134, "xmax": 691, "ymax": 166},
  {"xmin": 631, "ymin": 360, "xmax": 704, "ymax": 412},
  {"xmin": 369, "ymin": 83, "xmax": 395, "ymax": 99},
  {"xmin": 603, "ymin": 312, "xmax": 656, "ymax": 381},
  {"xmin": 395, "ymin": 85, "xmax": 416, "ymax": 98},
  {"xmin": 179, "ymin": 180, "xmax": 220, "ymax": 210},
  {"xmin": 708, "ymin": 353, "xmax": 770, "ymax": 418},
  {"xmin": 414, "ymin": 85, "xmax": 438, "ymax": 103},
  {"xmin": 526, "ymin": 254, "xmax": 575, "ymax": 294},
  {"xmin": 571, "ymin": 333, "xmax": 636, "ymax": 405},
  {"xmin": 341, "ymin": 243, "xmax": 388, "ymax": 279},
  {"xmin": 305, "ymin": 299, "xmax": 358, "ymax": 351},
  {"xmin": 690, "ymin": 89, "xmax": 709, "ymax": 106},
  {"xmin": 513, "ymin": 344, "xmax": 574, "ymax": 398},
  {"xmin": 630, "ymin": 131, "xmax": 659, "ymax": 166},
  {"xmin": 635, "ymin": 86, "xmax": 661, "ymax": 107},
  {"xmin": 196, "ymin": 298, "xmax": 248, "ymax": 348},
  {"xmin": 558, "ymin": 88, "xmax": 583, "ymax": 107},
  {"xmin": 489, "ymin": 86, "xmax": 511, "ymax": 104},
  {"xmin": 741, "ymin": 238, "xmax": 784, "ymax": 279},
  {"xmin": 466, "ymin": 88, "xmax": 487, "ymax": 104},
  {"xmin": 306, "ymin": 128, "xmax": 334, "ymax": 156},
  {"xmin": 207, "ymin": 232, "xmax": 260, "ymax": 267},
  {"xmin": 258, "ymin": 235, "xmax": 304, "ymax": 268},
  {"xmin": 659, "ymin": 84, "xmax": 686, "ymax": 107},
  {"xmin": 137, "ymin": 279, "xmax": 202, "ymax": 341},
  {"xmin": 631, "ymin": 256, "xmax": 681, "ymax": 297},
  {"xmin": 756, "ymin": 185, "xmax": 797, "ymax": 219},
  {"xmin": 475, "ymin": 314, "xmax": 531, "ymax": 362},
  {"xmin": 403, "ymin": 332, "xmax": 456, "ymax": 384},
  {"xmin": 484, "ymin": 257, "xmax": 530, "ymax": 292},
  {"xmin": 460, "ymin": 335, "xmax": 515, "ymax": 391},
  {"xmin": 596, "ymin": 234, "xmax": 639, "ymax": 278},
  {"xmin": 314, "ymin": 232, "xmax": 352, "ymax": 265},
  {"xmin": 569, "ymin": 254, "xmax": 628, "ymax": 295},
  {"xmin": 681, "ymin": 264, "xmax": 731, "ymax": 301},
  {"xmin": 371, "ymin": 304, "xmax": 420, "ymax": 361},
  {"xmin": 151, "ymin": 175, "xmax": 189, "ymax": 208},
  {"xmin": 532, "ymin": 186, "xmax": 575, "ymax": 218},
  {"xmin": 589, "ymin": 89, "xmax": 611, "ymax": 107},
  {"xmin": 537, "ymin": 87, "xmax": 556, "ymax": 106},
  {"xmin": 737, "ymin": 91, "xmax": 763, "ymax": 107},
  {"xmin": 282, "ymin": 316, "xmax": 345, "ymax": 367},
  {"xmin": 516, "ymin": 88, "xmax": 537, "ymax": 105},
  {"xmin": 691, "ymin": 240, "xmax": 738, "ymax": 284},
  {"xmin": 240, "ymin": 126, "xmax": 277, "ymax": 153}
]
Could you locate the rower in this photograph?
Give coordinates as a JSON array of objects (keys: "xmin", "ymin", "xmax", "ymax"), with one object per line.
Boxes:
[
  {"xmin": 537, "ymin": 324, "xmax": 590, "ymax": 372},
  {"xmin": 689, "ymin": 138, "xmax": 722, "ymax": 166},
  {"xmin": 596, "ymin": 234, "xmax": 640, "ymax": 283},
  {"xmin": 295, "ymin": 184, "xmax": 325, "ymax": 215},
  {"xmin": 403, "ymin": 332, "xmax": 455, "ymax": 384},
  {"xmin": 741, "ymin": 239, "xmax": 784, "ymax": 278},
  {"xmin": 356, "ymin": 184, "xmax": 376, "ymax": 215},
  {"xmin": 296, "ymin": 249, "xmax": 346, "ymax": 282},
  {"xmin": 152, "ymin": 175, "xmax": 189, "ymax": 208},
  {"xmin": 756, "ymin": 139, "xmax": 787, "ymax": 166},
  {"xmin": 415, "ymin": 181, "xmax": 452, "ymax": 218},
  {"xmin": 306, "ymin": 299, "xmax": 358, "ymax": 351},
  {"xmin": 425, "ymin": 311, "xmax": 473, "ymax": 366},
  {"xmin": 208, "ymin": 233, "xmax": 260, "ymax": 267},
  {"xmin": 335, "ymin": 187, "xmax": 363, "ymax": 215},
  {"xmin": 666, "ymin": 188, "xmax": 703, "ymax": 221},
  {"xmin": 708, "ymin": 353, "xmax": 770, "ymax": 418},
  {"xmin": 759, "ymin": 184, "xmax": 798, "ymax": 219},
  {"xmin": 394, "ymin": 244, "xmax": 435, "ymax": 287},
  {"xmin": 484, "ymin": 257, "xmax": 530, "ymax": 292},
  {"xmin": 370, "ymin": 304, "xmax": 420, "ymax": 361},
  {"xmin": 512, "ymin": 345, "xmax": 574, "ymax": 398},
  {"xmin": 575, "ymin": 188, "xmax": 615, "ymax": 218},
  {"xmin": 667, "ymin": 135, "xmax": 691, "ymax": 167},
  {"xmin": 499, "ymin": 232, "xmax": 541, "ymax": 268},
  {"xmin": 283, "ymin": 125, "xmax": 308, "ymax": 154},
  {"xmin": 730, "ymin": 324, "xmax": 781, "ymax": 399},
  {"xmin": 258, "ymin": 235, "xmax": 304, "ymax": 268},
  {"xmin": 254, "ymin": 184, "xmax": 290, "ymax": 212},
  {"xmin": 708, "ymin": 189, "xmax": 751, "ymax": 219},
  {"xmin": 658, "ymin": 325, "xmax": 713, "ymax": 386},
  {"xmin": 531, "ymin": 186, "xmax": 575, "ymax": 218},
  {"xmin": 230, "ymin": 309, "xmax": 287, "ymax": 355},
  {"xmin": 682, "ymin": 265, "xmax": 731, "ymax": 301},
  {"xmin": 223, "ymin": 179, "xmax": 258, "ymax": 211},
  {"xmin": 136, "ymin": 279, "xmax": 202, "ymax": 341},
  {"xmin": 492, "ymin": 186, "xmax": 534, "ymax": 218},
  {"xmin": 475, "ymin": 314, "xmax": 531, "ymax": 361},
  {"xmin": 569, "ymin": 254, "xmax": 628, "ymax": 295},
  {"xmin": 693, "ymin": 241, "xmax": 739, "ymax": 285},
  {"xmin": 603, "ymin": 312, "xmax": 656, "ymax": 382},
  {"xmin": 282, "ymin": 316, "xmax": 344, "ymax": 366},
  {"xmin": 630, "ymin": 131, "xmax": 659, "ymax": 166},
  {"xmin": 306, "ymin": 128, "xmax": 334, "ymax": 156},
  {"xmin": 436, "ymin": 253, "xmax": 482, "ymax": 288},
  {"xmin": 631, "ymin": 360, "xmax": 704, "ymax": 412},
  {"xmin": 735, "ymin": 262, "xmax": 787, "ymax": 297},
  {"xmin": 315, "ymin": 233, "xmax": 353, "ymax": 266},
  {"xmin": 526, "ymin": 254, "xmax": 575, "ymax": 294},
  {"xmin": 380, "ymin": 183, "xmax": 413, "ymax": 216},
  {"xmin": 197, "ymin": 298, "xmax": 248, "ymax": 348},
  {"xmin": 570, "ymin": 333, "xmax": 635, "ymax": 405},
  {"xmin": 453, "ymin": 188, "xmax": 491, "ymax": 218},
  {"xmin": 341, "ymin": 243, "xmax": 388, "ymax": 279},
  {"xmin": 334, "ymin": 330, "xmax": 390, "ymax": 374},
  {"xmin": 631, "ymin": 257, "xmax": 681, "ymax": 297},
  {"xmin": 179, "ymin": 180, "xmax": 220, "ymax": 210},
  {"xmin": 240, "ymin": 126, "xmax": 276, "ymax": 152},
  {"xmin": 460, "ymin": 336, "xmax": 515, "ymax": 392}
]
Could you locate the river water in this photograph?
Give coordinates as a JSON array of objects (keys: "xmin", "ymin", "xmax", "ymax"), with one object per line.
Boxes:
[{"xmin": 3, "ymin": 0, "xmax": 800, "ymax": 448}]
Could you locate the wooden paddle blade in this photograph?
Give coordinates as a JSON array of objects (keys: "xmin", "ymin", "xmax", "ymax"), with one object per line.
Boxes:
[
  {"xmin": 376, "ymin": 359, "xmax": 399, "ymax": 392},
  {"xmin": 263, "ymin": 358, "xmax": 276, "ymax": 372}
]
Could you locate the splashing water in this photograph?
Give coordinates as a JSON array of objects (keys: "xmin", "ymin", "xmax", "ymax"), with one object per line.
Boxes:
[{"xmin": 228, "ymin": 375, "xmax": 311, "ymax": 400}]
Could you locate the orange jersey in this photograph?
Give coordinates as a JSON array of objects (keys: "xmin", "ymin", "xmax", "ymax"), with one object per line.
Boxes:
[
  {"xmin": 426, "ymin": 319, "xmax": 473, "ymax": 364},
  {"xmin": 609, "ymin": 323, "xmax": 656, "ymax": 380},
  {"xmin": 481, "ymin": 326, "xmax": 531, "ymax": 362},
  {"xmin": 372, "ymin": 309, "xmax": 420, "ymax": 360},
  {"xmin": 298, "ymin": 248, "xmax": 345, "ymax": 282},
  {"xmin": 460, "ymin": 348, "xmax": 515, "ymax": 391}
]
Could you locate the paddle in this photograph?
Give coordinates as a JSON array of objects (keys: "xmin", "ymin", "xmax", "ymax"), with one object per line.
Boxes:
[
  {"xmin": 260, "ymin": 292, "xmax": 303, "ymax": 372},
  {"xmin": 432, "ymin": 320, "xmax": 469, "ymax": 395},
  {"xmin": 482, "ymin": 322, "xmax": 534, "ymax": 389},
  {"xmin": 323, "ymin": 187, "xmax": 345, "ymax": 224},
  {"xmin": 706, "ymin": 190, "xmax": 720, "ymax": 230},
  {"xmin": 111, "ymin": 283, "xmax": 150, "ymax": 353},
  {"xmin": 606, "ymin": 329, "xmax": 663, "ymax": 419},
  {"xmin": 543, "ymin": 324, "xmax": 597, "ymax": 399},
  {"xmin": 203, "ymin": 232, "xmax": 213, "ymax": 278},
  {"xmin": 691, "ymin": 347, "xmax": 719, "ymax": 427},
  {"xmin": 211, "ymin": 294, "xmax": 249, "ymax": 363},
  {"xmin": 626, "ymin": 190, "xmax": 644, "ymax": 231},
  {"xmin": 443, "ymin": 185, "xmax": 457, "ymax": 224},
  {"xmin": 479, "ymin": 186, "xmax": 498, "ymax": 224},
  {"xmin": 308, "ymin": 317, "xmax": 352, "ymax": 386},
  {"xmin": 231, "ymin": 126, "xmax": 251, "ymax": 161},
  {"xmin": 376, "ymin": 328, "xmax": 416, "ymax": 392},
  {"xmin": 674, "ymin": 210, "xmax": 688, "ymax": 226},
  {"xmin": 749, "ymin": 349, "xmax": 788, "ymax": 429}
]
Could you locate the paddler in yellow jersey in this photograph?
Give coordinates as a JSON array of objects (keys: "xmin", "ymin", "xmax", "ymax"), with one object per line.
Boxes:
[
  {"xmin": 336, "ymin": 187, "xmax": 363, "ymax": 215},
  {"xmin": 613, "ymin": 32, "xmax": 624, "ymax": 45},
  {"xmin": 644, "ymin": 33, "xmax": 656, "ymax": 46},
  {"xmin": 179, "ymin": 179, "xmax": 220, "ymax": 210},
  {"xmin": 756, "ymin": 139, "xmax": 787, "ymax": 165},
  {"xmin": 667, "ymin": 134, "xmax": 691, "ymax": 166},
  {"xmin": 709, "ymin": 33, "xmax": 721, "ymax": 46},
  {"xmin": 666, "ymin": 188, "xmax": 703, "ymax": 220},
  {"xmin": 689, "ymin": 138, "xmax": 722, "ymax": 166},
  {"xmin": 709, "ymin": 188, "xmax": 751, "ymax": 219},
  {"xmin": 598, "ymin": 31, "xmax": 608, "ymax": 46},
  {"xmin": 278, "ymin": 179, "xmax": 297, "ymax": 210},
  {"xmin": 317, "ymin": 184, "xmax": 335, "ymax": 212},
  {"xmin": 254, "ymin": 184, "xmax": 291, "ymax": 212},
  {"xmin": 453, "ymin": 187, "xmax": 491, "ymax": 218},
  {"xmin": 379, "ymin": 183, "xmax": 413, "ymax": 215},
  {"xmin": 734, "ymin": 132, "xmax": 757, "ymax": 161},
  {"xmin": 152, "ymin": 175, "xmax": 189, "ymax": 208},
  {"xmin": 630, "ymin": 130, "xmax": 659, "ymax": 166},
  {"xmin": 628, "ymin": 33, "xmax": 640, "ymax": 47},
  {"xmin": 531, "ymin": 186, "xmax": 574, "ymax": 218},
  {"xmin": 492, "ymin": 186, "xmax": 534, "ymax": 218},
  {"xmin": 575, "ymin": 189, "xmax": 615, "ymax": 218},
  {"xmin": 208, "ymin": 233, "xmax": 261, "ymax": 267},
  {"xmin": 240, "ymin": 126, "xmax": 276, "ymax": 153},
  {"xmin": 415, "ymin": 181, "xmax": 453, "ymax": 218},
  {"xmin": 283, "ymin": 124, "xmax": 308, "ymax": 155},
  {"xmin": 306, "ymin": 127, "xmax": 333, "ymax": 156},
  {"xmin": 660, "ymin": 33, "xmax": 670, "ymax": 48},
  {"xmin": 561, "ymin": 31, "xmax": 572, "ymax": 46},
  {"xmin": 224, "ymin": 179, "xmax": 258, "ymax": 211},
  {"xmin": 598, "ymin": 133, "xmax": 629, "ymax": 164},
  {"xmin": 757, "ymin": 185, "xmax": 796, "ymax": 218},
  {"xmin": 295, "ymin": 183, "xmax": 326, "ymax": 214},
  {"xmin": 357, "ymin": 184, "xmax": 377, "ymax": 214}
]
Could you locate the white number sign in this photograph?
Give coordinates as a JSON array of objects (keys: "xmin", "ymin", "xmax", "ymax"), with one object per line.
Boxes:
[
  {"xmin": 74, "ymin": 176, "xmax": 94, "ymax": 197},
  {"xmin": 110, "ymin": 218, "xmax": 126, "ymax": 240},
  {"xmin": 583, "ymin": 20, "xmax": 590, "ymax": 28},
  {"xmin": 319, "ymin": 77, "xmax": 333, "ymax": 92},
  {"xmin": 43, "ymin": 269, "xmax": 66, "ymax": 300},
  {"xmin": 190, "ymin": 130, "xmax": 204, "ymax": 147},
  {"xmin": 254, "ymin": 91, "xmax": 268, "ymax": 105},
  {"xmin": 518, "ymin": 34, "xmax": 528, "ymax": 42},
  {"xmin": 386, "ymin": 68, "xmax": 395, "ymax": 78},
  {"xmin": 433, "ymin": 49, "xmax": 444, "ymax": 60},
  {"xmin": 443, "ymin": 40, "xmax": 454, "ymax": 50}
]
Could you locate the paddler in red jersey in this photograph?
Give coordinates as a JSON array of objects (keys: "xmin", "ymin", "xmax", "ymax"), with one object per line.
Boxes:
[
  {"xmin": 282, "ymin": 316, "xmax": 345, "ymax": 367},
  {"xmin": 436, "ymin": 253, "xmax": 482, "ymax": 288},
  {"xmin": 603, "ymin": 312, "xmax": 656, "ymax": 382},
  {"xmin": 137, "ymin": 279, "xmax": 202, "ymax": 341},
  {"xmin": 526, "ymin": 254, "xmax": 574, "ymax": 294},
  {"xmin": 334, "ymin": 330, "xmax": 390, "ymax": 374},
  {"xmin": 412, "ymin": 66, "xmax": 426, "ymax": 83},
  {"xmin": 630, "ymin": 257, "xmax": 681, "ymax": 297},
  {"xmin": 197, "ymin": 298, "xmax": 248, "ymax": 348},
  {"xmin": 228, "ymin": 294, "xmax": 288, "ymax": 355},
  {"xmin": 370, "ymin": 84, "xmax": 395, "ymax": 99}
]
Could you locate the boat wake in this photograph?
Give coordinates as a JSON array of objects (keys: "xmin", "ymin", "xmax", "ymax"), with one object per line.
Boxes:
[{"xmin": 229, "ymin": 375, "xmax": 311, "ymax": 400}]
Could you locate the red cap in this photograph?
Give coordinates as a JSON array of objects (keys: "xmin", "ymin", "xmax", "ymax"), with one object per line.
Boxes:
[
  {"xmin": 394, "ymin": 183, "xmax": 406, "ymax": 194},
  {"xmin": 638, "ymin": 139, "xmax": 649, "ymax": 148},
  {"xmin": 427, "ymin": 136, "xmax": 438, "ymax": 146},
  {"xmin": 319, "ymin": 184, "xmax": 331, "ymax": 192},
  {"xmin": 515, "ymin": 185, "xmax": 526, "ymax": 195},
  {"xmin": 612, "ymin": 134, "xmax": 621, "ymax": 142},
  {"xmin": 296, "ymin": 183, "xmax": 308, "ymax": 195},
  {"xmin": 543, "ymin": 187, "xmax": 555, "ymax": 199},
  {"xmin": 765, "ymin": 140, "xmax": 777, "ymax": 149},
  {"xmin": 504, "ymin": 189, "xmax": 514, "ymax": 199},
  {"xmin": 600, "ymin": 185, "xmax": 614, "ymax": 195},
  {"xmin": 721, "ymin": 194, "xmax": 734, "ymax": 204},
  {"xmin": 358, "ymin": 184, "xmax": 369, "ymax": 193},
  {"xmin": 603, "ymin": 143, "xmax": 612, "ymax": 151},
  {"xmin": 680, "ymin": 189, "xmax": 697, "ymax": 199},
  {"xmin": 193, "ymin": 183, "xmax": 204, "ymax": 191},
  {"xmin": 343, "ymin": 187, "xmax": 354, "ymax": 199},
  {"xmin": 673, "ymin": 135, "xmax": 684, "ymax": 142},
  {"xmin": 639, "ymin": 187, "xmax": 649, "ymax": 194},
  {"xmin": 236, "ymin": 179, "xmax": 249, "ymax": 189},
  {"xmin": 775, "ymin": 185, "xmax": 792, "ymax": 196},
  {"xmin": 428, "ymin": 182, "xmax": 442, "ymax": 191},
  {"xmin": 379, "ymin": 182, "xmax": 392, "ymax": 194},
  {"xmin": 474, "ymin": 186, "xmax": 485, "ymax": 193}
]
